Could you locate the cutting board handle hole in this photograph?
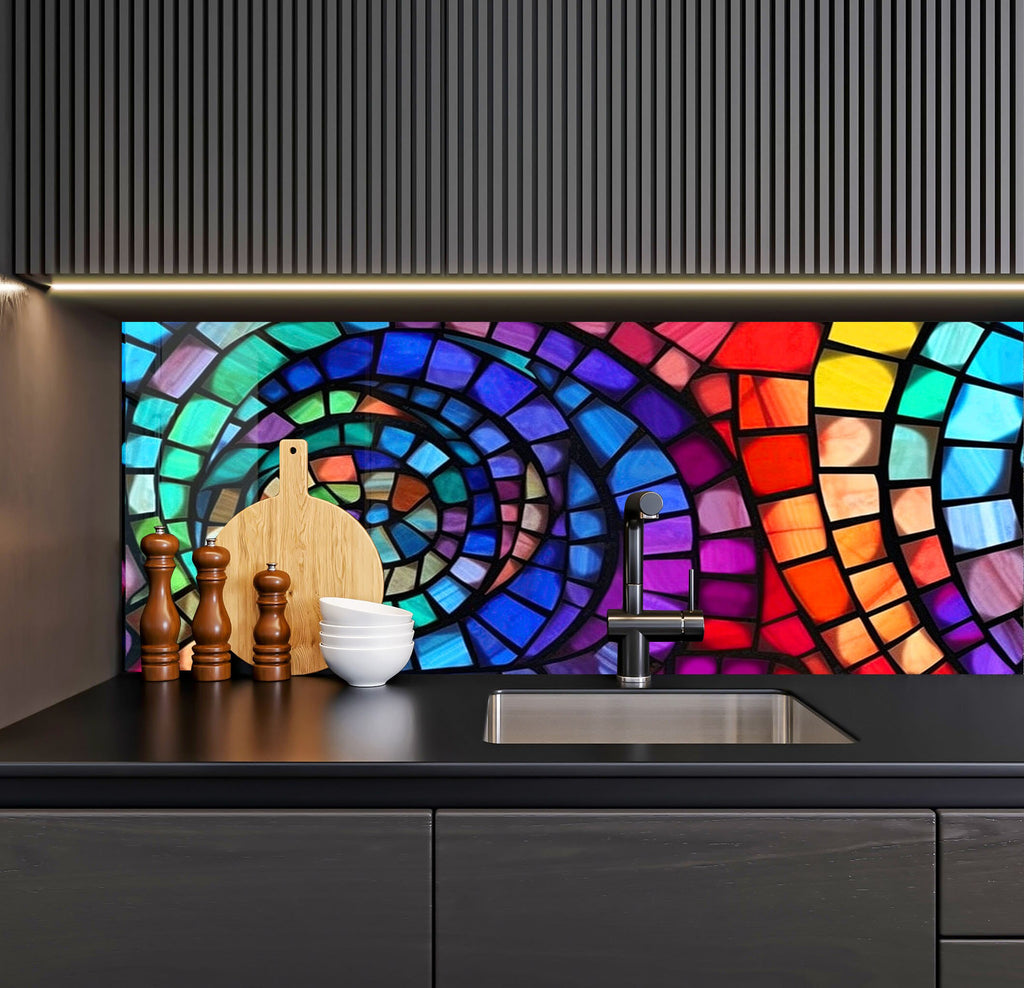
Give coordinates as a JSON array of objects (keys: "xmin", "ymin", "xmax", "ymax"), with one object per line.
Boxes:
[{"xmin": 289, "ymin": 446, "xmax": 297, "ymax": 454}]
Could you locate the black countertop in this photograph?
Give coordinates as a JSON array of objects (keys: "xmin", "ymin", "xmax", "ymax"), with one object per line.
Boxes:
[{"xmin": 0, "ymin": 673, "xmax": 1023, "ymax": 808}]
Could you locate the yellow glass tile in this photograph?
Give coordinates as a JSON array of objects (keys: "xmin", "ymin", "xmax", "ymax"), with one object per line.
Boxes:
[
  {"xmin": 828, "ymin": 321, "xmax": 922, "ymax": 358},
  {"xmin": 814, "ymin": 349, "xmax": 899, "ymax": 412},
  {"xmin": 889, "ymin": 486, "xmax": 936, "ymax": 536},
  {"xmin": 820, "ymin": 473, "xmax": 880, "ymax": 521},
  {"xmin": 758, "ymin": 494, "xmax": 828, "ymax": 563},
  {"xmin": 816, "ymin": 414, "xmax": 882, "ymax": 467},
  {"xmin": 889, "ymin": 628, "xmax": 944, "ymax": 674}
]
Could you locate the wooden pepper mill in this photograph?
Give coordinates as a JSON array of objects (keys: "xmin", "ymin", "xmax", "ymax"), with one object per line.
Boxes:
[
  {"xmin": 139, "ymin": 524, "xmax": 181, "ymax": 682},
  {"xmin": 252, "ymin": 563, "xmax": 292, "ymax": 682},
  {"xmin": 191, "ymin": 537, "xmax": 232, "ymax": 682}
]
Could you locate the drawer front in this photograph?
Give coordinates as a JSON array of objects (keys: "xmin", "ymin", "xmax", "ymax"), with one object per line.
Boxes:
[
  {"xmin": 940, "ymin": 812, "xmax": 1024, "ymax": 936},
  {"xmin": 941, "ymin": 941, "xmax": 1024, "ymax": 988}
]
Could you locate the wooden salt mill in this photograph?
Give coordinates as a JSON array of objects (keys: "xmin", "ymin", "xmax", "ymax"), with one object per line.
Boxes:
[
  {"xmin": 252, "ymin": 563, "xmax": 291, "ymax": 681},
  {"xmin": 191, "ymin": 537, "xmax": 232, "ymax": 682},
  {"xmin": 140, "ymin": 525, "xmax": 181, "ymax": 682}
]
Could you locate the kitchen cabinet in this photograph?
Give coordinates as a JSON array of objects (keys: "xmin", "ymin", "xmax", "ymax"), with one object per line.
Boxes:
[
  {"xmin": 0, "ymin": 811, "xmax": 431, "ymax": 988},
  {"xmin": 435, "ymin": 810, "xmax": 935, "ymax": 988},
  {"xmin": 940, "ymin": 941, "xmax": 1024, "ymax": 988}
]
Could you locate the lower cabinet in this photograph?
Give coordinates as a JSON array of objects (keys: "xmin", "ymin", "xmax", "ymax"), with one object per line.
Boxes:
[
  {"xmin": 0, "ymin": 811, "xmax": 432, "ymax": 988},
  {"xmin": 436, "ymin": 810, "xmax": 936, "ymax": 988},
  {"xmin": 940, "ymin": 941, "xmax": 1024, "ymax": 988}
]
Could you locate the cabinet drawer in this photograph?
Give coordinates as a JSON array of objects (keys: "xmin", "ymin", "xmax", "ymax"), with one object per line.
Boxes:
[
  {"xmin": 940, "ymin": 812, "xmax": 1024, "ymax": 936},
  {"xmin": 941, "ymin": 941, "xmax": 1024, "ymax": 988}
]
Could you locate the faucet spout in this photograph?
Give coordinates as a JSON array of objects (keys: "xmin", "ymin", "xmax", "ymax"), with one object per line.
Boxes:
[{"xmin": 623, "ymin": 490, "xmax": 662, "ymax": 614}]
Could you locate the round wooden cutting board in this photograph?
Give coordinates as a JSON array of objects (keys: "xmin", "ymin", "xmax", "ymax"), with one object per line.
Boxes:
[{"xmin": 216, "ymin": 439, "xmax": 384, "ymax": 674}]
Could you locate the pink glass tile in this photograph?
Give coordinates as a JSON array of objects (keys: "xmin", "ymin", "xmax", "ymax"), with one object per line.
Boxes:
[
  {"xmin": 695, "ymin": 478, "xmax": 752, "ymax": 534},
  {"xmin": 149, "ymin": 339, "xmax": 217, "ymax": 398},
  {"xmin": 957, "ymin": 548, "xmax": 1024, "ymax": 621},
  {"xmin": 655, "ymin": 322, "xmax": 733, "ymax": 359}
]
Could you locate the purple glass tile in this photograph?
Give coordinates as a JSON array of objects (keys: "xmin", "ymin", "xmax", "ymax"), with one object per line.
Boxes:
[
  {"xmin": 699, "ymin": 537, "xmax": 757, "ymax": 575},
  {"xmin": 470, "ymin": 363, "xmax": 536, "ymax": 414},
  {"xmin": 426, "ymin": 340, "xmax": 480, "ymax": 389},
  {"xmin": 699, "ymin": 578, "xmax": 758, "ymax": 619},
  {"xmin": 641, "ymin": 558, "xmax": 690, "ymax": 595},
  {"xmin": 648, "ymin": 640, "xmax": 675, "ymax": 659},
  {"xmin": 565, "ymin": 580, "xmax": 595, "ymax": 607},
  {"xmin": 990, "ymin": 618, "xmax": 1024, "ymax": 664},
  {"xmin": 442, "ymin": 508, "xmax": 468, "ymax": 534},
  {"xmin": 670, "ymin": 433, "xmax": 732, "ymax": 488},
  {"xmin": 675, "ymin": 655, "xmax": 718, "ymax": 674},
  {"xmin": 493, "ymin": 321, "xmax": 542, "ymax": 350},
  {"xmin": 496, "ymin": 480, "xmax": 521, "ymax": 500},
  {"xmin": 626, "ymin": 388, "xmax": 695, "ymax": 441},
  {"xmin": 572, "ymin": 350, "xmax": 639, "ymax": 399},
  {"xmin": 490, "ymin": 454, "xmax": 523, "ymax": 478},
  {"xmin": 534, "ymin": 441, "xmax": 569, "ymax": 473},
  {"xmin": 567, "ymin": 618, "xmax": 608, "ymax": 652},
  {"xmin": 508, "ymin": 398, "xmax": 568, "ymax": 441},
  {"xmin": 526, "ymin": 605, "xmax": 583, "ymax": 655},
  {"xmin": 643, "ymin": 514, "xmax": 694, "ymax": 554},
  {"xmin": 695, "ymin": 478, "xmax": 752, "ymax": 534},
  {"xmin": 397, "ymin": 322, "xmax": 442, "ymax": 328},
  {"xmin": 547, "ymin": 477, "xmax": 565, "ymax": 510},
  {"xmin": 551, "ymin": 515, "xmax": 568, "ymax": 537},
  {"xmin": 722, "ymin": 657, "xmax": 770, "ymax": 674},
  {"xmin": 921, "ymin": 583, "xmax": 972, "ymax": 629},
  {"xmin": 536, "ymin": 331, "xmax": 583, "ymax": 369},
  {"xmin": 960, "ymin": 643, "xmax": 1015, "ymax": 674},
  {"xmin": 148, "ymin": 339, "xmax": 217, "ymax": 398},
  {"xmin": 435, "ymin": 536, "xmax": 460, "ymax": 558},
  {"xmin": 943, "ymin": 621, "xmax": 984, "ymax": 651},
  {"xmin": 543, "ymin": 655, "xmax": 601, "ymax": 674},
  {"xmin": 242, "ymin": 413, "xmax": 294, "ymax": 444},
  {"xmin": 123, "ymin": 551, "xmax": 144, "ymax": 598}
]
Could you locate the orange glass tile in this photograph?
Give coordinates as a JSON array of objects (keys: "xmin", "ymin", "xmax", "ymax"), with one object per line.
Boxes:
[
  {"xmin": 711, "ymin": 420, "xmax": 736, "ymax": 457},
  {"xmin": 758, "ymin": 494, "xmax": 828, "ymax": 563},
  {"xmin": 834, "ymin": 520, "xmax": 886, "ymax": 568},
  {"xmin": 849, "ymin": 563, "xmax": 909, "ymax": 612},
  {"xmin": 311, "ymin": 454, "xmax": 356, "ymax": 483},
  {"xmin": 901, "ymin": 534, "xmax": 951, "ymax": 587},
  {"xmin": 816, "ymin": 414, "xmax": 882, "ymax": 467},
  {"xmin": 740, "ymin": 435, "xmax": 814, "ymax": 496},
  {"xmin": 784, "ymin": 556, "xmax": 855, "ymax": 623},
  {"xmin": 738, "ymin": 375, "xmax": 810, "ymax": 429},
  {"xmin": 801, "ymin": 652, "xmax": 834, "ymax": 675},
  {"xmin": 356, "ymin": 395, "xmax": 411, "ymax": 418},
  {"xmin": 760, "ymin": 552, "xmax": 798, "ymax": 622},
  {"xmin": 758, "ymin": 615, "xmax": 815, "ymax": 656},
  {"xmin": 869, "ymin": 601, "xmax": 918, "ymax": 642},
  {"xmin": 392, "ymin": 475, "xmax": 430, "ymax": 512},
  {"xmin": 889, "ymin": 486, "xmax": 936, "ymax": 536},
  {"xmin": 852, "ymin": 656, "xmax": 896, "ymax": 674},
  {"xmin": 821, "ymin": 618, "xmax": 879, "ymax": 666},
  {"xmin": 651, "ymin": 348, "xmax": 700, "ymax": 390},
  {"xmin": 690, "ymin": 373, "xmax": 734, "ymax": 417},
  {"xmin": 889, "ymin": 628, "xmax": 944, "ymax": 674},
  {"xmin": 819, "ymin": 473, "xmax": 880, "ymax": 522},
  {"xmin": 711, "ymin": 322, "xmax": 823, "ymax": 373},
  {"xmin": 702, "ymin": 619, "xmax": 755, "ymax": 650}
]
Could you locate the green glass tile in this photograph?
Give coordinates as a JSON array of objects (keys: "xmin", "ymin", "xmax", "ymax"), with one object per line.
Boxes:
[
  {"xmin": 267, "ymin": 321, "xmax": 341, "ymax": 351},
  {"xmin": 434, "ymin": 468, "xmax": 467, "ymax": 504},
  {"xmin": 387, "ymin": 562, "xmax": 419, "ymax": 595},
  {"xmin": 329, "ymin": 390, "xmax": 358, "ymax": 414},
  {"xmin": 286, "ymin": 393, "xmax": 325, "ymax": 424},
  {"xmin": 400, "ymin": 592, "xmax": 437, "ymax": 627},
  {"xmin": 889, "ymin": 424, "xmax": 939, "ymax": 480},
  {"xmin": 127, "ymin": 474, "xmax": 156, "ymax": 515},
  {"xmin": 168, "ymin": 521, "xmax": 192, "ymax": 552},
  {"xmin": 158, "ymin": 482, "xmax": 190, "ymax": 521},
  {"xmin": 206, "ymin": 447, "xmax": 262, "ymax": 486},
  {"xmin": 195, "ymin": 322, "xmax": 268, "ymax": 347},
  {"xmin": 131, "ymin": 517, "xmax": 162, "ymax": 543},
  {"xmin": 370, "ymin": 527, "xmax": 401, "ymax": 564},
  {"xmin": 133, "ymin": 395, "xmax": 177, "ymax": 435},
  {"xmin": 170, "ymin": 560, "xmax": 191, "ymax": 593},
  {"xmin": 209, "ymin": 336, "xmax": 289, "ymax": 403},
  {"xmin": 160, "ymin": 446, "xmax": 204, "ymax": 481},
  {"xmin": 344, "ymin": 421, "xmax": 374, "ymax": 447},
  {"xmin": 309, "ymin": 486, "xmax": 337, "ymax": 505},
  {"xmin": 168, "ymin": 396, "xmax": 233, "ymax": 448},
  {"xmin": 420, "ymin": 550, "xmax": 447, "ymax": 582},
  {"xmin": 328, "ymin": 483, "xmax": 362, "ymax": 503},
  {"xmin": 897, "ymin": 366, "xmax": 957, "ymax": 420},
  {"xmin": 920, "ymin": 322, "xmax": 983, "ymax": 370},
  {"xmin": 235, "ymin": 395, "xmax": 266, "ymax": 421}
]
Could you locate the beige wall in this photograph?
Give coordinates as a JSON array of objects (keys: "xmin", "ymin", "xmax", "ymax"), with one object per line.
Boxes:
[{"xmin": 0, "ymin": 283, "xmax": 121, "ymax": 727}]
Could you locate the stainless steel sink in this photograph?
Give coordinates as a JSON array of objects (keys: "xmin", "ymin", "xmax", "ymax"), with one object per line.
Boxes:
[{"xmin": 484, "ymin": 690, "xmax": 854, "ymax": 744}]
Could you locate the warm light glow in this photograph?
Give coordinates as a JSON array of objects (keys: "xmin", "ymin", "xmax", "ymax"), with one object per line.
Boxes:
[
  {"xmin": 0, "ymin": 277, "xmax": 27, "ymax": 295},
  {"xmin": 49, "ymin": 277, "xmax": 1024, "ymax": 294}
]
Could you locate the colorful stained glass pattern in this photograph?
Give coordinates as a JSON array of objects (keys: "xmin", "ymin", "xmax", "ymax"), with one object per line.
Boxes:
[{"xmin": 123, "ymin": 320, "xmax": 1023, "ymax": 676}]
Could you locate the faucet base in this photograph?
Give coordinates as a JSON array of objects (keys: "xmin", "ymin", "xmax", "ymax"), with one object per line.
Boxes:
[{"xmin": 618, "ymin": 674, "xmax": 652, "ymax": 689}]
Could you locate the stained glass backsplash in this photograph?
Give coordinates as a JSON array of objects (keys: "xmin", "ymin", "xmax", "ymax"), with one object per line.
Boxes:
[{"xmin": 122, "ymin": 321, "xmax": 1024, "ymax": 675}]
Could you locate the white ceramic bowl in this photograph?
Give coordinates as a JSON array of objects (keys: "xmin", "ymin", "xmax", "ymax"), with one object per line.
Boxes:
[
  {"xmin": 320, "ymin": 629, "xmax": 414, "ymax": 649},
  {"xmin": 319, "ymin": 641, "xmax": 414, "ymax": 688},
  {"xmin": 320, "ymin": 597, "xmax": 415, "ymax": 627},
  {"xmin": 320, "ymin": 618, "xmax": 413, "ymax": 636}
]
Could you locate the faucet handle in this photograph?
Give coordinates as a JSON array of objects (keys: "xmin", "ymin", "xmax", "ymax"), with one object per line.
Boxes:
[{"xmin": 688, "ymin": 567, "xmax": 698, "ymax": 610}]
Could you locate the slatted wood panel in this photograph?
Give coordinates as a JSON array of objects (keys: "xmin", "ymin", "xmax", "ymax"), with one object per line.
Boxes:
[{"xmin": 9, "ymin": 0, "xmax": 1024, "ymax": 275}]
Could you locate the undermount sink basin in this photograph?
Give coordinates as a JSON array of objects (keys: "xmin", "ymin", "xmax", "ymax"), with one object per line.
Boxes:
[{"xmin": 484, "ymin": 690, "xmax": 854, "ymax": 745}]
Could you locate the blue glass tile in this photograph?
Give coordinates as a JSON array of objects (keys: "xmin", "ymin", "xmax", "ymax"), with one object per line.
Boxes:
[
  {"xmin": 320, "ymin": 337, "xmax": 374, "ymax": 378},
  {"xmin": 123, "ymin": 322, "xmax": 172, "ymax": 345},
  {"xmin": 441, "ymin": 398, "xmax": 480, "ymax": 429},
  {"xmin": 607, "ymin": 437, "xmax": 677, "ymax": 494},
  {"xmin": 489, "ymin": 454, "xmax": 522, "ymax": 478},
  {"xmin": 1003, "ymin": 322, "xmax": 1023, "ymax": 336},
  {"xmin": 573, "ymin": 350, "xmax": 639, "ymax": 399},
  {"xmin": 465, "ymin": 619, "xmax": 517, "ymax": 667},
  {"xmin": 412, "ymin": 386, "xmax": 445, "ymax": 409},
  {"xmin": 571, "ymin": 402, "xmax": 638, "ymax": 465},
  {"xmin": 366, "ymin": 503, "xmax": 390, "ymax": 524},
  {"xmin": 391, "ymin": 522, "xmax": 430, "ymax": 556},
  {"xmin": 568, "ymin": 544, "xmax": 603, "ymax": 580},
  {"xmin": 342, "ymin": 321, "xmax": 388, "ymax": 334},
  {"xmin": 472, "ymin": 494, "xmax": 497, "ymax": 524},
  {"xmin": 465, "ymin": 467, "xmax": 490, "ymax": 492},
  {"xmin": 378, "ymin": 425, "xmax": 416, "ymax": 458},
  {"xmin": 369, "ymin": 528, "xmax": 400, "ymax": 564},
  {"xmin": 470, "ymin": 363, "xmax": 536, "ymax": 414},
  {"xmin": 946, "ymin": 383, "xmax": 1023, "ymax": 443},
  {"xmin": 354, "ymin": 449, "xmax": 399, "ymax": 471},
  {"xmin": 553, "ymin": 379, "xmax": 591, "ymax": 414},
  {"xmin": 282, "ymin": 357, "xmax": 323, "ymax": 391},
  {"xmin": 379, "ymin": 332, "xmax": 433, "ymax": 377},
  {"xmin": 534, "ymin": 542, "xmax": 567, "ymax": 568},
  {"xmin": 469, "ymin": 422, "xmax": 508, "ymax": 454},
  {"xmin": 427, "ymin": 576, "xmax": 472, "ymax": 612},
  {"xmin": 943, "ymin": 499, "xmax": 1022, "ymax": 553},
  {"xmin": 532, "ymin": 364, "xmax": 560, "ymax": 389},
  {"xmin": 478, "ymin": 596, "xmax": 547, "ymax": 646},
  {"xmin": 567, "ymin": 463, "xmax": 600, "ymax": 507},
  {"xmin": 508, "ymin": 398, "xmax": 568, "ymax": 441},
  {"xmin": 921, "ymin": 583, "xmax": 972, "ymax": 629},
  {"xmin": 415, "ymin": 627, "xmax": 474, "ymax": 668},
  {"xmin": 967, "ymin": 331, "xmax": 1024, "ymax": 388},
  {"xmin": 195, "ymin": 489, "xmax": 212, "ymax": 517},
  {"xmin": 464, "ymin": 531, "xmax": 498, "ymax": 555},
  {"xmin": 235, "ymin": 395, "xmax": 265, "ymax": 421},
  {"xmin": 380, "ymin": 383, "xmax": 409, "ymax": 399},
  {"xmin": 458, "ymin": 337, "xmax": 532, "ymax": 371},
  {"xmin": 212, "ymin": 423, "xmax": 240, "ymax": 458},
  {"xmin": 920, "ymin": 322, "xmax": 984, "ymax": 369},
  {"xmin": 508, "ymin": 567, "xmax": 563, "ymax": 610},
  {"xmin": 405, "ymin": 505, "xmax": 438, "ymax": 535},
  {"xmin": 407, "ymin": 442, "xmax": 448, "ymax": 476},
  {"xmin": 426, "ymin": 340, "xmax": 480, "ymax": 388},
  {"xmin": 124, "ymin": 435, "xmax": 161, "ymax": 468},
  {"xmin": 526, "ymin": 604, "xmax": 583, "ymax": 656},
  {"xmin": 536, "ymin": 330, "xmax": 582, "ymax": 369},
  {"xmin": 259, "ymin": 378, "xmax": 288, "ymax": 402},
  {"xmin": 942, "ymin": 446, "xmax": 1013, "ymax": 500},
  {"xmin": 569, "ymin": 508, "xmax": 607, "ymax": 539},
  {"xmin": 533, "ymin": 441, "xmax": 569, "ymax": 473},
  {"xmin": 626, "ymin": 388, "xmax": 694, "ymax": 441},
  {"xmin": 122, "ymin": 343, "xmax": 158, "ymax": 386}
]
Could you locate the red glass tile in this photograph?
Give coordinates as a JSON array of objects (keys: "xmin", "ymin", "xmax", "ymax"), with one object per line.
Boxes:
[
  {"xmin": 610, "ymin": 322, "xmax": 664, "ymax": 364},
  {"xmin": 902, "ymin": 534, "xmax": 951, "ymax": 588},
  {"xmin": 758, "ymin": 615, "xmax": 816, "ymax": 655},
  {"xmin": 690, "ymin": 372, "xmax": 733, "ymax": 417},
  {"xmin": 740, "ymin": 434, "xmax": 814, "ymax": 496},
  {"xmin": 711, "ymin": 322, "xmax": 823, "ymax": 373}
]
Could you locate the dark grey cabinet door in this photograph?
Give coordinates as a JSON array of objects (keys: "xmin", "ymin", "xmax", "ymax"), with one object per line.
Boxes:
[
  {"xmin": 941, "ymin": 941, "xmax": 1024, "ymax": 988},
  {"xmin": 0, "ymin": 811, "xmax": 431, "ymax": 988},
  {"xmin": 436, "ymin": 810, "xmax": 935, "ymax": 988}
]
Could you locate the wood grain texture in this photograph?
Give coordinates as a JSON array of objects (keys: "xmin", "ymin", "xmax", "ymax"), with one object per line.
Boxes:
[
  {"xmin": 216, "ymin": 439, "xmax": 383, "ymax": 674},
  {"xmin": 940, "ymin": 811, "xmax": 1024, "ymax": 936},
  {"xmin": 0, "ymin": 810, "xmax": 432, "ymax": 987},
  {"xmin": 941, "ymin": 941, "xmax": 1024, "ymax": 988},
  {"xmin": 437, "ymin": 810, "xmax": 936, "ymax": 988}
]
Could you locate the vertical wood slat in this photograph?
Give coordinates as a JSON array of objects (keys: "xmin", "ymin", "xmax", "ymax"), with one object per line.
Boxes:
[{"xmin": 7, "ymin": 0, "xmax": 1024, "ymax": 276}]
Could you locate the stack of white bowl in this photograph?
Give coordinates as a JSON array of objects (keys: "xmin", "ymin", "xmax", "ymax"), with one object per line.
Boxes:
[{"xmin": 319, "ymin": 597, "xmax": 416, "ymax": 687}]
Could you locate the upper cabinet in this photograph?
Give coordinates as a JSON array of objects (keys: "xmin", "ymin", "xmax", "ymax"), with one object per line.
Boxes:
[{"xmin": 7, "ymin": 0, "xmax": 1023, "ymax": 277}]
